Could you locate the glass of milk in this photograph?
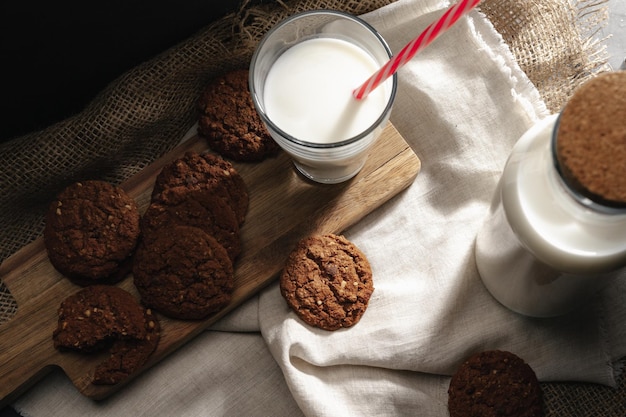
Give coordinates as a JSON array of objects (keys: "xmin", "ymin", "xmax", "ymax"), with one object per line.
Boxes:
[{"xmin": 249, "ymin": 10, "xmax": 397, "ymax": 184}]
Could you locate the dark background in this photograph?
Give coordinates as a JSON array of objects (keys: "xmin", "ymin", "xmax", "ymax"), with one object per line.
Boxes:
[{"xmin": 0, "ymin": 0, "xmax": 246, "ymax": 142}]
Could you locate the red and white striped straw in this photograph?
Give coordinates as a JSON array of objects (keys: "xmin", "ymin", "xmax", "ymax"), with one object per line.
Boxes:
[{"xmin": 353, "ymin": 0, "xmax": 482, "ymax": 100}]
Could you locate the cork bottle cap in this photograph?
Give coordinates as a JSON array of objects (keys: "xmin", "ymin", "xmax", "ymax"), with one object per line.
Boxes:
[{"xmin": 555, "ymin": 72, "xmax": 626, "ymax": 208}]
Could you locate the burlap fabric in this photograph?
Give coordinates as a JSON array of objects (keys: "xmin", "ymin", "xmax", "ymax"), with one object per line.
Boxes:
[{"xmin": 1, "ymin": 0, "xmax": 622, "ymax": 415}]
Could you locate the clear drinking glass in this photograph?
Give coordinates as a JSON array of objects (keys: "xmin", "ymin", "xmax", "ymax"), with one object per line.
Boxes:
[{"xmin": 249, "ymin": 10, "xmax": 397, "ymax": 184}]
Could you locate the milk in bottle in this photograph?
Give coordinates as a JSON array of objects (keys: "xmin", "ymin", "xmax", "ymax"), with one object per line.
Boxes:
[{"xmin": 474, "ymin": 73, "xmax": 626, "ymax": 317}]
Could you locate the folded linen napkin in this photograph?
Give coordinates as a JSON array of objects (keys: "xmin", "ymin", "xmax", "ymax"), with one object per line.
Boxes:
[{"xmin": 13, "ymin": 0, "xmax": 626, "ymax": 416}]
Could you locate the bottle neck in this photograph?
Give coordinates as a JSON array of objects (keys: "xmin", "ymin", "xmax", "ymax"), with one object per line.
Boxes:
[{"xmin": 551, "ymin": 113, "xmax": 626, "ymax": 216}]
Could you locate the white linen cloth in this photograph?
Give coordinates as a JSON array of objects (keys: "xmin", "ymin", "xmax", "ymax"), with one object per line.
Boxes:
[{"xmin": 13, "ymin": 0, "xmax": 626, "ymax": 416}]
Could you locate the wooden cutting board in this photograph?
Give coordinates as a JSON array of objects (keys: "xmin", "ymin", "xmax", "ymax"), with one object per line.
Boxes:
[{"xmin": 0, "ymin": 122, "xmax": 420, "ymax": 405}]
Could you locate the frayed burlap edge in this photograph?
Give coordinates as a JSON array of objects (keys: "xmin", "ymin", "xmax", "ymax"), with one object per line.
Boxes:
[{"xmin": 481, "ymin": 0, "xmax": 611, "ymax": 113}]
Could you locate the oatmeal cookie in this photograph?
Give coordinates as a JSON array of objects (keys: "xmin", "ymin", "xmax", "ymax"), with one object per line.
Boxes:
[
  {"xmin": 280, "ymin": 234, "xmax": 374, "ymax": 331},
  {"xmin": 197, "ymin": 69, "xmax": 280, "ymax": 162}
]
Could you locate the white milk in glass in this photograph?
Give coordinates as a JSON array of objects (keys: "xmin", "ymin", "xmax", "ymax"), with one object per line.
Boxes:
[{"xmin": 263, "ymin": 37, "xmax": 390, "ymax": 144}]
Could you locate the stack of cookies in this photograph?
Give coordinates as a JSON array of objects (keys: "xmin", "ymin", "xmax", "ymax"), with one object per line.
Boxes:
[
  {"xmin": 130, "ymin": 67, "xmax": 283, "ymax": 320},
  {"xmin": 133, "ymin": 151, "xmax": 249, "ymax": 320}
]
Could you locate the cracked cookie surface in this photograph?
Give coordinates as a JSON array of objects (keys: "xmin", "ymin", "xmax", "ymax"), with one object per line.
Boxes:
[
  {"xmin": 141, "ymin": 186, "xmax": 241, "ymax": 262},
  {"xmin": 52, "ymin": 285, "xmax": 160, "ymax": 385},
  {"xmin": 43, "ymin": 180, "xmax": 140, "ymax": 285},
  {"xmin": 197, "ymin": 69, "xmax": 280, "ymax": 162},
  {"xmin": 133, "ymin": 225, "xmax": 234, "ymax": 320},
  {"xmin": 151, "ymin": 151, "xmax": 248, "ymax": 226},
  {"xmin": 279, "ymin": 234, "xmax": 373, "ymax": 331},
  {"xmin": 93, "ymin": 307, "xmax": 160, "ymax": 385}
]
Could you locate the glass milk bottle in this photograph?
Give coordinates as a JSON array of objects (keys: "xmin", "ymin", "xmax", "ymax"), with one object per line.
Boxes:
[{"xmin": 474, "ymin": 72, "xmax": 626, "ymax": 317}]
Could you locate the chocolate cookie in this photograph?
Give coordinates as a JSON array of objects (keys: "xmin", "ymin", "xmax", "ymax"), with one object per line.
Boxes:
[
  {"xmin": 152, "ymin": 151, "xmax": 249, "ymax": 226},
  {"xmin": 53, "ymin": 285, "xmax": 160, "ymax": 385},
  {"xmin": 555, "ymin": 72, "xmax": 626, "ymax": 208},
  {"xmin": 133, "ymin": 225, "xmax": 234, "ymax": 320},
  {"xmin": 141, "ymin": 187, "xmax": 241, "ymax": 262},
  {"xmin": 53, "ymin": 285, "xmax": 147, "ymax": 351},
  {"xmin": 280, "ymin": 234, "xmax": 374, "ymax": 331},
  {"xmin": 197, "ymin": 69, "xmax": 280, "ymax": 162},
  {"xmin": 93, "ymin": 307, "xmax": 160, "ymax": 385},
  {"xmin": 448, "ymin": 350, "xmax": 544, "ymax": 417},
  {"xmin": 43, "ymin": 180, "xmax": 140, "ymax": 285}
]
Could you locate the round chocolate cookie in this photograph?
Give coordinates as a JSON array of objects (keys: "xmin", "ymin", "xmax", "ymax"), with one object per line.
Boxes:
[
  {"xmin": 43, "ymin": 180, "xmax": 140, "ymax": 285},
  {"xmin": 152, "ymin": 151, "xmax": 249, "ymax": 226},
  {"xmin": 280, "ymin": 234, "xmax": 374, "ymax": 331},
  {"xmin": 197, "ymin": 69, "xmax": 280, "ymax": 162},
  {"xmin": 448, "ymin": 350, "xmax": 544, "ymax": 417},
  {"xmin": 141, "ymin": 187, "xmax": 241, "ymax": 262},
  {"xmin": 53, "ymin": 285, "xmax": 160, "ymax": 385},
  {"xmin": 133, "ymin": 225, "xmax": 234, "ymax": 320},
  {"xmin": 555, "ymin": 72, "xmax": 626, "ymax": 207}
]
